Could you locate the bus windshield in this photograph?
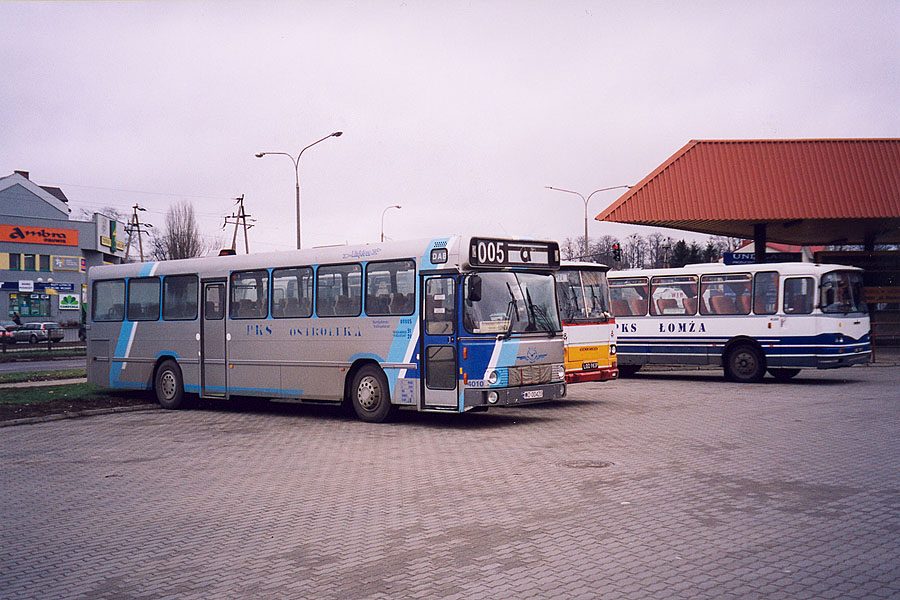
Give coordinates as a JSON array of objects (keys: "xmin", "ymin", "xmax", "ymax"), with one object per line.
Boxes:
[
  {"xmin": 820, "ymin": 270, "xmax": 867, "ymax": 314},
  {"xmin": 556, "ymin": 269, "xmax": 611, "ymax": 322},
  {"xmin": 464, "ymin": 272, "xmax": 561, "ymax": 335}
]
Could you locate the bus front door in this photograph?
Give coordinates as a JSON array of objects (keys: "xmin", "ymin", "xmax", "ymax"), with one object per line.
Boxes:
[
  {"xmin": 421, "ymin": 276, "xmax": 459, "ymax": 409},
  {"xmin": 201, "ymin": 280, "xmax": 227, "ymax": 398}
]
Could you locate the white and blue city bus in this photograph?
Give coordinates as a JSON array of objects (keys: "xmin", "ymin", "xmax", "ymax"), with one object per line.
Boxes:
[
  {"xmin": 87, "ymin": 236, "xmax": 567, "ymax": 422},
  {"xmin": 608, "ymin": 262, "xmax": 871, "ymax": 382}
]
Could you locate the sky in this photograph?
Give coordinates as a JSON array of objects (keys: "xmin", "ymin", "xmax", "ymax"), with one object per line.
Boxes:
[{"xmin": 1, "ymin": 1, "xmax": 898, "ymax": 255}]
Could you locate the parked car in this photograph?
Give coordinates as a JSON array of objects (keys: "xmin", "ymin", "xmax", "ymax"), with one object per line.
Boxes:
[
  {"xmin": 0, "ymin": 319, "xmax": 19, "ymax": 332},
  {"xmin": 0, "ymin": 325, "xmax": 14, "ymax": 344},
  {"xmin": 13, "ymin": 322, "xmax": 65, "ymax": 344}
]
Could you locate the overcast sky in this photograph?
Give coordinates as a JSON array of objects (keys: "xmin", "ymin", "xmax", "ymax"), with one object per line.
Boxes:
[{"xmin": 2, "ymin": 1, "xmax": 898, "ymax": 254}]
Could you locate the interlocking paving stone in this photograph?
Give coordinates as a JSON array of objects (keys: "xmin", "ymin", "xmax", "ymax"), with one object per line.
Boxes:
[{"xmin": 0, "ymin": 366, "xmax": 898, "ymax": 598}]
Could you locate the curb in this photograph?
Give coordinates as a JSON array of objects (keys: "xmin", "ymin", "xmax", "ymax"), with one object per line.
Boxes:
[
  {"xmin": 0, "ymin": 378, "xmax": 87, "ymax": 389},
  {"xmin": 0, "ymin": 404, "xmax": 160, "ymax": 428}
]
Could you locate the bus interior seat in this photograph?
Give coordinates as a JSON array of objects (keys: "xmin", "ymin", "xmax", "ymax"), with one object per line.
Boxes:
[
  {"xmin": 335, "ymin": 295, "xmax": 354, "ymax": 315},
  {"xmin": 656, "ymin": 298, "xmax": 678, "ymax": 314},
  {"xmin": 710, "ymin": 295, "xmax": 737, "ymax": 314},
  {"xmin": 683, "ymin": 297, "xmax": 698, "ymax": 314},
  {"xmin": 736, "ymin": 295, "xmax": 751, "ymax": 314},
  {"xmin": 612, "ymin": 299, "xmax": 631, "ymax": 316},
  {"xmin": 629, "ymin": 299, "xmax": 646, "ymax": 316}
]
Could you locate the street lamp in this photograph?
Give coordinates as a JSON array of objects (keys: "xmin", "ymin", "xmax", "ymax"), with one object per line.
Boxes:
[
  {"xmin": 381, "ymin": 205, "xmax": 402, "ymax": 242},
  {"xmin": 256, "ymin": 131, "xmax": 343, "ymax": 250},
  {"xmin": 545, "ymin": 185, "xmax": 631, "ymax": 261}
]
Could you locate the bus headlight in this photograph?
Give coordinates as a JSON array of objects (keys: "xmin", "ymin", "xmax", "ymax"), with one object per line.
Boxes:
[
  {"xmin": 610, "ymin": 344, "xmax": 617, "ymax": 356},
  {"xmin": 553, "ymin": 363, "xmax": 566, "ymax": 381},
  {"xmin": 488, "ymin": 370, "xmax": 499, "ymax": 385},
  {"xmin": 487, "ymin": 391, "xmax": 499, "ymax": 404}
]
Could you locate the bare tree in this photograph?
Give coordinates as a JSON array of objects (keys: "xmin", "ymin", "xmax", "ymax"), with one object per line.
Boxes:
[
  {"xmin": 151, "ymin": 201, "xmax": 211, "ymax": 260},
  {"xmin": 624, "ymin": 233, "xmax": 647, "ymax": 269}
]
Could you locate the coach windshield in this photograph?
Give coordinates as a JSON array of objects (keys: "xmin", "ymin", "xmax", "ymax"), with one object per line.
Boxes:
[
  {"xmin": 820, "ymin": 270, "xmax": 867, "ymax": 314},
  {"xmin": 463, "ymin": 272, "xmax": 561, "ymax": 335}
]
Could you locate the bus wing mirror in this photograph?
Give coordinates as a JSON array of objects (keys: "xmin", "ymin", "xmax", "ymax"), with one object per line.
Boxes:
[{"xmin": 468, "ymin": 275, "xmax": 482, "ymax": 302}]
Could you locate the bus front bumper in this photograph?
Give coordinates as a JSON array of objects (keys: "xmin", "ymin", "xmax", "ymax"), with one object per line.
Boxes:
[
  {"xmin": 463, "ymin": 382, "xmax": 567, "ymax": 409},
  {"xmin": 816, "ymin": 349, "xmax": 872, "ymax": 369}
]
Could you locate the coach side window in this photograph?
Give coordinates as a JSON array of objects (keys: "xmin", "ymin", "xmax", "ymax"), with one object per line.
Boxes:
[
  {"xmin": 753, "ymin": 272, "xmax": 779, "ymax": 315},
  {"xmin": 163, "ymin": 275, "xmax": 199, "ymax": 320},
  {"xmin": 784, "ymin": 277, "xmax": 814, "ymax": 314},
  {"xmin": 650, "ymin": 275, "xmax": 698, "ymax": 316},
  {"xmin": 127, "ymin": 277, "xmax": 161, "ymax": 321},
  {"xmin": 92, "ymin": 279, "xmax": 125, "ymax": 322},
  {"xmin": 609, "ymin": 278, "xmax": 649, "ymax": 317},
  {"xmin": 317, "ymin": 264, "xmax": 362, "ymax": 317},
  {"xmin": 700, "ymin": 273, "xmax": 751, "ymax": 315},
  {"xmin": 272, "ymin": 267, "xmax": 314, "ymax": 318},
  {"xmin": 230, "ymin": 270, "xmax": 269, "ymax": 319},
  {"xmin": 366, "ymin": 260, "xmax": 415, "ymax": 316}
]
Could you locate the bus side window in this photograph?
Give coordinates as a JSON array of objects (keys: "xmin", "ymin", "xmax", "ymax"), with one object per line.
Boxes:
[
  {"xmin": 753, "ymin": 272, "xmax": 778, "ymax": 315},
  {"xmin": 93, "ymin": 279, "xmax": 125, "ymax": 322},
  {"xmin": 784, "ymin": 277, "xmax": 814, "ymax": 314}
]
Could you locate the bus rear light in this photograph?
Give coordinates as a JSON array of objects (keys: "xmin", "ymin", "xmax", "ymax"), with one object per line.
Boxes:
[
  {"xmin": 463, "ymin": 372, "xmax": 468, "ymax": 384},
  {"xmin": 610, "ymin": 344, "xmax": 617, "ymax": 356}
]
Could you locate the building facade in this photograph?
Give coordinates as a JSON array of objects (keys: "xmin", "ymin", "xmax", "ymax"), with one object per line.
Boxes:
[{"xmin": 0, "ymin": 171, "xmax": 127, "ymax": 326}]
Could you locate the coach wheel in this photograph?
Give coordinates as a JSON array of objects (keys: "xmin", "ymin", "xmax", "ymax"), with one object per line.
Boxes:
[
  {"xmin": 618, "ymin": 364, "xmax": 642, "ymax": 378},
  {"xmin": 724, "ymin": 343, "xmax": 765, "ymax": 383},
  {"xmin": 155, "ymin": 359, "xmax": 185, "ymax": 409},
  {"xmin": 349, "ymin": 365, "xmax": 394, "ymax": 423},
  {"xmin": 768, "ymin": 368, "xmax": 801, "ymax": 381}
]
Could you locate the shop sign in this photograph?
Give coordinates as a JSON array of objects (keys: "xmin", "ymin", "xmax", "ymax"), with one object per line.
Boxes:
[
  {"xmin": 18, "ymin": 280, "xmax": 34, "ymax": 292},
  {"xmin": 52, "ymin": 256, "xmax": 82, "ymax": 271},
  {"xmin": 0, "ymin": 224, "xmax": 78, "ymax": 246},
  {"xmin": 59, "ymin": 293, "xmax": 81, "ymax": 310}
]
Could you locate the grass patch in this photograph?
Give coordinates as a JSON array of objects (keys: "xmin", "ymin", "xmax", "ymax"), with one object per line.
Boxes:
[
  {"xmin": 0, "ymin": 347, "xmax": 87, "ymax": 362},
  {"xmin": 0, "ymin": 383, "xmax": 153, "ymax": 422},
  {"xmin": 0, "ymin": 368, "xmax": 86, "ymax": 385}
]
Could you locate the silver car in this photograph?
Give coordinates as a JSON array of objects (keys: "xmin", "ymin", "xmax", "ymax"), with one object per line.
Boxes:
[{"xmin": 13, "ymin": 322, "xmax": 65, "ymax": 344}]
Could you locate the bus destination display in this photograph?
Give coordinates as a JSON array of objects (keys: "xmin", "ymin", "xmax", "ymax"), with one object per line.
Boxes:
[{"xmin": 468, "ymin": 238, "xmax": 560, "ymax": 268}]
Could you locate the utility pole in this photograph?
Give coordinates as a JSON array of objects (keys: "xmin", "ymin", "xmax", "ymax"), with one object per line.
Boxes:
[
  {"xmin": 223, "ymin": 195, "xmax": 255, "ymax": 254},
  {"xmin": 124, "ymin": 204, "xmax": 153, "ymax": 262}
]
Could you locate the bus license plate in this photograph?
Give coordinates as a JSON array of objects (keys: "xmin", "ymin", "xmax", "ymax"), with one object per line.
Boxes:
[
  {"xmin": 582, "ymin": 362, "xmax": 599, "ymax": 370},
  {"xmin": 522, "ymin": 390, "xmax": 543, "ymax": 400}
]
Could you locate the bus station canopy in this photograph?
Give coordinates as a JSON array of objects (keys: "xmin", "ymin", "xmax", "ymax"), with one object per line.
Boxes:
[{"xmin": 596, "ymin": 139, "xmax": 900, "ymax": 246}]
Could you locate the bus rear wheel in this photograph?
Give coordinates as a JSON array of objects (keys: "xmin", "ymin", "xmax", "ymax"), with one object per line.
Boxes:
[
  {"xmin": 155, "ymin": 359, "xmax": 185, "ymax": 409},
  {"xmin": 769, "ymin": 368, "xmax": 801, "ymax": 381},
  {"xmin": 349, "ymin": 365, "xmax": 394, "ymax": 423},
  {"xmin": 724, "ymin": 343, "xmax": 765, "ymax": 383}
]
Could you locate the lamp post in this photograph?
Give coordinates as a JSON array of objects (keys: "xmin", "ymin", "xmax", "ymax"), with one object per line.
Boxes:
[
  {"xmin": 256, "ymin": 131, "xmax": 343, "ymax": 249},
  {"xmin": 545, "ymin": 185, "xmax": 631, "ymax": 261},
  {"xmin": 380, "ymin": 205, "xmax": 402, "ymax": 242}
]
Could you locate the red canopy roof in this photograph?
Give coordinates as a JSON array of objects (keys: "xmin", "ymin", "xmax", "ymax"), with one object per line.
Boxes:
[{"xmin": 597, "ymin": 139, "xmax": 900, "ymax": 244}]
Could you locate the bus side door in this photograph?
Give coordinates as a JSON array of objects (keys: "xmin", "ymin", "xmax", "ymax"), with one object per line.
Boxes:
[
  {"xmin": 201, "ymin": 280, "xmax": 227, "ymax": 398},
  {"xmin": 421, "ymin": 276, "xmax": 459, "ymax": 409}
]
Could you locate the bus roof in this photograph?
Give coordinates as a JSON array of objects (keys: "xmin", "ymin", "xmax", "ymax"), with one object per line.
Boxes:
[
  {"xmin": 608, "ymin": 262, "xmax": 863, "ymax": 279},
  {"xmin": 560, "ymin": 261, "xmax": 611, "ymax": 272},
  {"xmin": 89, "ymin": 235, "xmax": 561, "ymax": 280}
]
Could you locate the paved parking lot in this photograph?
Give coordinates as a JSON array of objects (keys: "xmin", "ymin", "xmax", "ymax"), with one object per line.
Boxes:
[{"xmin": 1, "ymin": 364, "xmax": 898, "ymax": 599}]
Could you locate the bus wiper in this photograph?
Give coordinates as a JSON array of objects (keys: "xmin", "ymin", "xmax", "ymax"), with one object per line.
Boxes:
[
  {"xmin": 500, "ymin": 282, "xmax": 519, "ymax": 339},
  {"xmin": 524, "ymin": 288, "xmax": 538, "ymax": 332}
]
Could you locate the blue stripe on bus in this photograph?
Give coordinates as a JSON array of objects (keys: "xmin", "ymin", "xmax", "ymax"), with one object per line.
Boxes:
[{"xmin": 109, "ymin": 262, "xmax": 158, "ymax": 388}]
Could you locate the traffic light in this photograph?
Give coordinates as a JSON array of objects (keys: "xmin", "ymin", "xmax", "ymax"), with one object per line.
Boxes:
[{"xmin": 612, "ymin": 243, "xmax": 622, "ymax": 261}]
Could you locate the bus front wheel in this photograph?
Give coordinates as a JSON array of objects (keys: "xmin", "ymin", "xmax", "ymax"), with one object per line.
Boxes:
[
  {"xmin": 349, "ymin": 365, "xmax": 394, "ymax": 423},
  {"xmin": 724, "ymin": 344, "xmax": 765, "ymax": 383},
  {"xmin": 155, "ymin": 359, "xmax": 185, "ymax": 409}
]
